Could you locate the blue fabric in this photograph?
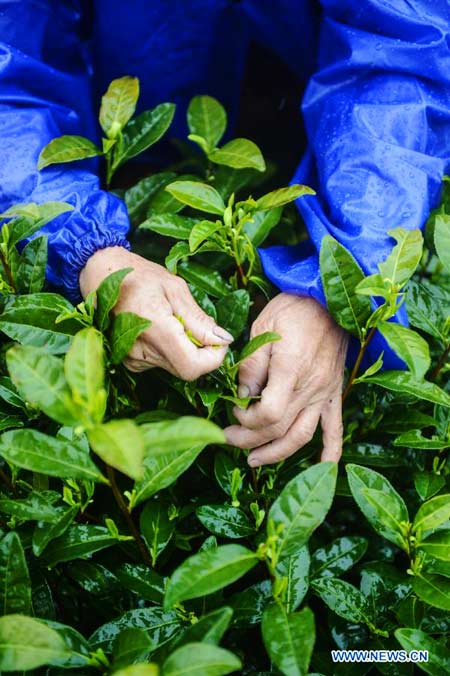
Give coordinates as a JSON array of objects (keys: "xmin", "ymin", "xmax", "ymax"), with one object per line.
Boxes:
[{"xmin": 0, "ymin": 1, "xmax": 449, "ymax": 369}]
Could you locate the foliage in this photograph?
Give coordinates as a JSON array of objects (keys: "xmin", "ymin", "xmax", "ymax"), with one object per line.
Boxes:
[{"xmin": 0, "ymin": 77, "xmax": 449, "ymax": 675}]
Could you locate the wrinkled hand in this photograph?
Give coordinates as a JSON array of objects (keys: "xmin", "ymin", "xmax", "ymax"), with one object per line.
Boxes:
[
  {"xmin": 80, "ymin": 246, "xmax": 233, "ymax": 379},
  {"xmin": 225, "ymin": 293, "xmax": 348, "ymax": 466}
]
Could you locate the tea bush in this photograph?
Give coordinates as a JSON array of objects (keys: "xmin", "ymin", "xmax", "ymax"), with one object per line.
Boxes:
[{"xmin": 0, "ymin": 77, "xmax": 449, "ymax": 675}]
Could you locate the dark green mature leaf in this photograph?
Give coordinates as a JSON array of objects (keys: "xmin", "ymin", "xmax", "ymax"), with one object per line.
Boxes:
[
  {"xmin": 257, "ymin": 185, "xmax": 315, "ymax": 211},
  {"xmin": 16, "ymin": 235, "xmax": 48, "ymax": 293},
  {"xmin": 117, "ymin": 103, "xmax": 176, "ymax": 165},
  {"xmin": 42, "ymin": 525, "xmax": 121, "ymax": 567},
  {"xmin": 111, "ymin": 628, "xmax": 153, "ymax": 671},
  {"xmin": 0, "ymin": 615, "xmax": 69, "ymax": 671},
  {"xmin": 394, "ymin": 430, "xmax": 448, "ymax": 450},
  {"xmin": 413, "ymin": 495, "xmax": 450, "ymax": 535},
  {"xmin": 413, "ymin": 573, "xmax": 450, "ymax": 611},
  {"xmin": 406, "ymin": 281, "xmax": 449, "ymax": 343},
  {"xmin": 65, "ymin": 327, "xmax": 106, "ymax": 422},
  {"xmin": 434, "ymin": 213, "xmax": 450, "ymax": 273},
  {"xmin": 209, "ymin": 138, "xmax": 266, "ymax": 172},
  {"xmin": 140, "ymin": 213, "xmax": 197, "ymax": 240},
  {"xmin": 311, "ymin": 536, "xmax": 368, "ymax": 579},
  {"xmin": 40, "ymin": 619, "xmax": 92, "ymax": 668},
  {"xmin": 115, "ymin": 564, "xmax": 165, "ymax": 604},
  {"xmin": 229, "ymin": 580, "xmax": 272, "ymax": 628},
  {"xmin": 96, "ymin": 268, "xmax": 133, "ymax": 331},
  {"xmin": 379, "ymin": 323, "xmax": 430, "ymax": 379},
  {"xmin": 165, "ymin": 181, "xmax": 225, "ymax": 215},
  {"xmin": 269, "ymin": 462, "xmax": 337, "ymax": 559},
  {"xmin": 243, "ymin": 207, "xmax": 282, "ymax": 246},
  {"xmin": 140, "ymin": 500, "xmax": 174, "ymax": 565},
  {"xmin": 346, "ymin": 465, "xmax": 409, "ymax": 550},
  {"xmin": 262, "ymin": 604, "xmax": 315, "ymax": 676},
  {"xmin": 33, "ymin": 506, "xmax": 78, "ymax": 556},
  {"xmin": 126, "ymin": 172, "xmax": 177, "ymax": 223},
  {"xmin": 312, "ymin": 578, "xmax": 370, "ymax": 624},
  {"xmin": 320, "ymin": 236, "xmax": 371, "ymax": 339},
  {"xmin": 414, "ymin": 472, "xmax": 446, "ymax": 501},
  {"xmin": 196, "ymin": 505, "xmax": 254, "ymax": 539},
  {"xmin": 164, "ymin": 544, "xmax": 258, "ymax": 609},
  {"xmin": 395, "ymin": 628, "xmax": 450, "ymax": 676},
  {"xmin": 342, "ymin": 443, "xmax": 413, "ymax": 467},
  {"xmin": 162, "ymin": 642, "xmax": 241, "ymax": 676},
  {"xmin": 100, "ymin": 76, "xmax": 139, "ymax": 138},
  {"xmin": 0, "ymin": 428, "xmax": 106, "ymax": 482},
  {"xmin": 188, "ymin": 96, "xmax": 227, "ymax": 151},
  {"xmin": 418, "ymin": 531, "xmax": 450, "ymax": 561},
  {"xmin": 178, "ymin": 261, "xmax": 230, "ymax": 298},
  {"xmin": 379, "ymin": 228, "xmax": 423, "ymax": 286},
  {"xmin": 0, "ymin": 376, "xmax": 26, "ymax": 410},
  {"xmin": 0, "ymin": 491, "xmax": 60, "ymax": 522},
  {"xmin": 0, "ymin": 293, "xmax": 80, "ymax": 354},
  {"xmin": 110, "ymin": 312, "xmax": 151, "ymax": 365},
  {"xmin": 362, "ymin": 372, "xmax": 450, "ymax": 407},
  {"xmin": 38, "ymin": 135, "xmax": 102, "ymax": 169},
  {"xmin": 216, "ymin": 290, "xmax": 250, "ymax": 339},
  {"xmin": 168, "ymin": 607, "xmax": 233, "ymax": 654},
  {"xmin": 88, "ymin": 419, "xmax": 144, "ymax": 480},
  {"xmin": 275, "ymin": 546, "xmax": 310, "ymax": 612},
  {"xmin": 0, "ymin": 532, "xmax": 31, "ymax": 615}
]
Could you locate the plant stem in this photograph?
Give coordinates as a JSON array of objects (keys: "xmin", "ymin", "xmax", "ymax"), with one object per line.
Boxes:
[
  {"xmin": 342, "ymin": 326, "xmax": 377, "ymax": 402},
  {"xmin": 430, "ymin": 343, "xmax": 450, "ymax": 381},
  {"xmin": 106, "ymin": 465, "xmax": 151, "ymax": 566}
]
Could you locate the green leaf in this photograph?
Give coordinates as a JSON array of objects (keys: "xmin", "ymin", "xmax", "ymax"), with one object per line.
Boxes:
[
  {"xmin": 237, "ymin": 331, "xmax": 281, "ymax": 365},
  {"xmin": 413, "ymin": 494, "xmax": 450, "ymax": 535},
  {"xmin": 413, "ymin": 572, "xmax": 450, "ymax": 611},
  {"xmin": 414, "ymin": 472, "xmax": 446, "ymax": 501},
  {"xmin": 189, "ymin": 220, "xmax": 223, "ymax": 252},
  {"xmin": 6, "ymin": 345, "xmax": 82, "ymax": 425},
  {"xmin": 0, "ymin": 293, "xmax": 80, "ymax": 354},
  {"xmin": 346, "ymin": 464, "xmax": 409, "ymax": 550},
  {"xmin": 243, "ymin": 207, "xmax": 282, "ymax": 247},
  {"xmin": 319, "ymin": 236, "xmax": 372, "ymax": 339},
  {"xmin": 311, "ymin": 578, "xmax": 370, "ymax": 624},
  {"xmin": 310, "ymin": 536, "xmax": 368, "ymax": 579},
  {"xmin": 178, "ymin": 261, "xmax": 230, "ymax": 298},
  {"xmin": 166, "ymin": 241, "xmax": 191, "ymax": 273},
  {"xmin": 65, "ymin": 328, "xmax": 106, "ymax": 423},
  {"xmin": 256, "ymin": 185, "xmax": 315, "ymax": 211},
  {"xmin": 275, "ymin": 546, "xmax": 310, "ymax": 612},
  {"xmin": 166, "ymin": 607, "xmax": 233, "ymax": 653},
  {"xmin": 162, "ymin": 642, "xmax": 241, "ymax": 676},
  {"xmin": 0, "ymin": 491, "xmax": 60, "ymax": 522},
  {"xmin": 125, "ymin": 172, "xmax": 177, "ymax": 223},
  {"xmin": 229, "ymin": 580, "xmax": 272, "ymax": 628},
  {"xmin": 0, "ymin": 532, "xmax": 31, "ymax": 615},
  {"xmin": 434, "ymin": 213, "xmax": 450, "ymax": 273},
  {"xmin": 269, "ymin": 462, "xmax": 337, "ymax": 560},
  {"xmin": 88, "ymin": 419, "xmax": 144, "ymax": 480},
  {"xmin": 117, "ymin": 103, "xmax": 176, "ymax": 165},
  {"xmin": 99, "ymin": 76, "xmax": 139, "ymax": 139},
  {"xmin": 418, "ymin": 531, "xmax": 450, "ymax": 560},
  {"xmin": 196, "ymin": 505, "xmax": 255, "ymax": 539},
  {"xmin": 406, "ymin": 281, "xmax": 449, "ymax": 343},
  {"xmin": 110, "ymin": 312, "xmax": 151, "ymax": 365},
  {"xmin": 140, "ymin": 499, "xmax": 174, "ymax": 565},
  {"xmin": 164, "ymin": 544, "xmax": 258, "ymax": 609},
  {"xmin": 355, "ymin": 273, "xmax": 391, "ymax": 299},
  {"xmin": 394, "ymin": 430, "xmax": 448, "ymax": 450},
  {"xmin": 96, "ymin": 268, "xmax": 133, "ymax": 331},
  {"xmin": 379, "ymin": 227, "xmax": 423, "ymax": 286},
  {"xmin": 112, "ymin": 666, "xmax": 158, "ymax": 676},
  {"xmin": 187, "ymin": 95, "xmax": 227, "ymax": 151},
  {"xmin": 140, "ymin": 213, "xmax": 197, "ymax": 240},
  {"xmin": 111, "ymin": 627, "xmax": 153, "ymax": 670},
  {"xmin": 0, "ymin": 615, "xmax": 69, "ymax": 671},
  {"xmin": 39, "ymin": 619, "xmax": 92, "ymax": 668},
  {"xmin": 0, "ymin": 428, "xmax": 106, "ymax": 482},
  {"xmin": 38, "ymin": 135, "xmax": 102, "ymax": 169},
  {"xmin": 362, "ymin": 371, "xmax": 450, "ymax": 407},
  {"xmin": 16, "ymin": 235, "xmax": 48, "ymax": 293},
  {"xmin": 216, "ymin": 290, "xmax": 250, "ymax": 339},
  {"xmin": 42, "ymin": 525, "xmax": 121, "ymax": 567},
  {"xmin": 115, "ymin": 563, "xmax": 164, "ymax": 604},
  {"xmin": 395, "ymin": 628, "xmax": 450, "ymax": 676},
  {"xmin": 209, "ymin": 138, "xmax": 265, "ymax": 172},
  {"xmin": 32, "ymin": 505, "xmax": 78, "ymax": 556},
  {"xmin": 262, "ymin": 604, "xmax": 315, "ymax": 676},
  {"xmin": 141, "ymin": 416, "xmax": 225, "ymax": 454},
  {"xmin": 379, "ymin": 322, "xmax": 430, "ymax": 379},
  {"xmin": 165, "ymin": 181, "xmax": 225, "ymax": 215},
  {"xmin": 0, "ymin": 376, "xmax": 27, "ymax": 410}
]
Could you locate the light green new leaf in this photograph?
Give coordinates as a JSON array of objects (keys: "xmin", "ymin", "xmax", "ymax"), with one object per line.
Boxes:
[
  {"xmin": 379, "ymin": 322, "xmax": 430, "ymax": 379},
  {"xmin": 110, "ymin": 312, "xmax": 151, "ymax": 365},
  {"xmin": 243, "ymin": 207, "xmax": 282, "ymax": 247},
  {"xmin": 96, "ymin": 267, "xmax": 133, "ymax": 331},
  {"xmin": 414, "ymin": 472, "xmax": 446, "ymax": 501},
  {"xmin": 140, "ymin": 500, "xmax": 174, "ymax": 565},
  {"xmin": 165, "ymin": 607, "xmax": 233, "ymax": 654},
  {"xmin": 165, "ymin": 241, "xmax": 191, "ymax": 273},
  {"xmin": 162, "ymin": 642, "xmax": 241, "ymax": 676},
  {"xmin": 346, "ymin": 464, "xmax": 409, "ymax": 550},
  {"xmin": 311, "ymin": 578, "xmax": 370, "ymax": 624},
  {"xmin": 237, "ymin": 331, "xmax": 281, "ymax": 366},
  {"xmin": 418, "ymin": 531, "xmax": 450, "ymax": 561},
  {"xmin": 320, "ymin": 236, "xmax": 372, "ymax": 339},
  {"xmin": 38, "ymin": 135, "xmax": 102, "ymax": 169},
  {"xmin": 88, "ymin": 419, "xmax": 144, "ymax": 480},
  {"xmin": 165, "ymin": 181, "xmax": 225, "ymax": 216},
  {"xmin": 140, "ymin": 213, "xmax": 197, "ymax": 240},
  {"xmin": 164, "ymin": 544, "xmax": 258, "ymax": 609},
  {"xmin": 395, "ymin": 628, "xmax": 450, "ymax": 676},
  {"xmin": 269, "ymin": 462, "xmax": 337, "ymax": 560},
  {"xmin": 100, "ymin": 76, "xmax": 139, "ymax": 139},
  {"xmin": 209, "ymin": 138, "xmax": 266, "ymax": 172},
  {"xmin": 434, "ymin": 213, "xmax": 450, "ymax": 273},
  {"xmin": 117, "ymin": 103, "xmax": 176, "ymax": 166},
  {"xmin": 256, "ymin": 185, "xmax": 315, "ymax": 211},
  {"xmin": 378, "ymin": 227, "xmax": 423, "ymax": 286},
  {"xmin": 0, "ymin": 428, "xmax": 106, "ymax": 482},
  {"xmin": 356, "ymin": 273, "xmax": 391, "ymax": 299},
  {"xmin": 112, "ymin": 665, "xmax": 158, "ymax": 676},
  {"xmin": 0, "ymin": 532, "xmax": 31, "ymax": 615},
  {"xmin": 262, "ymin": 604, "xmax": 315, "ymax": 676},
  {"xmin": 275, "ymin": 546, "xmax": 310, "ymax": 612},
  {"xmin": 362, "ymin": 371, "xmax": 450, "ymax": 407},
  {"xmin": 141, "ymin": 416, "xmax": 225, "ymax": 454},
  {"xmin": 0, "ymin": 615, "xmax": 69, "ymax": 671},
  {"xmin": 65, "ymin": 328, "xmax": 106, "ymax": 423},
  {"xmin": 16, "ymin": 235, "xmax": 48, "ymax": 293},
  {"xmin": 413, "ymin": 572, "xmax": 450, "ymax": 611},
  {"xmin": 395, "ymin": 430, "xmax": 449, "ymax": 450},
  {"xmin": 111, "ymin": 627, "xmax": 153, "ymax": 670},
  {"xmin": 187, "ymin": 95, "xmax": 227, "ymax": 151},
  {"xmin": 189, "ymin": 220, "xmax": 222, "ymax": 252},
  {"xmin": 42, "ymin": 525, "xmax": 121, "ymax": 567},
  {"xmin": 413, "ymin": 494, "xmax": 450, "ymax": 535}
]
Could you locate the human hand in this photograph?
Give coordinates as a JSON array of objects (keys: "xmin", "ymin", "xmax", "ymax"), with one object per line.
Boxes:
[
  {"xmin": 225, "ymin": 293, "xmax": 348, "ymax": 465},
  {"xmin": 79, "ymin": 246, "xmax": 233, "ymax": 379}
]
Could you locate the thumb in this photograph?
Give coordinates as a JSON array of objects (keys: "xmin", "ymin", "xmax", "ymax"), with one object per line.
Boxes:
[{"xmin": 238, "ymin": 341, "xmax": 272, "ymax": 398}]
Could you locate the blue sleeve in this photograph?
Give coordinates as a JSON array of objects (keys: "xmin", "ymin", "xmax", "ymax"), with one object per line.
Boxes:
[
  {"xmin": 0, "ymin": 1, "xmax": 130, "ymax": 301},
  {"xmin": 259, "ymin": 0, "xmax": 450, "ymax": 368}
]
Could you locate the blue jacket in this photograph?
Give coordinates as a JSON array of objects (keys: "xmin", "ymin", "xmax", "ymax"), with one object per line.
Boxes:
[{"xmin": 1, "ymin": 1, "xmax": 449, "ymax": 368}]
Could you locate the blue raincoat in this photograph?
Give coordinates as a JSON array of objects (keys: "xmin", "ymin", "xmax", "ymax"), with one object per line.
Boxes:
[{"xmin": 1, "ymin": 1, "xmax": 449, "ymax": 368}]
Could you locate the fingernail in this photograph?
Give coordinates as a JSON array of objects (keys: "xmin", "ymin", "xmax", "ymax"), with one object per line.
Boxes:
[
  {"xmin": 214, "ymin": 327, "xmax": 234, "ymax": 343},
  {"xmin": 248, "ymin": 455, "xmax": 261, "ymax": 467},
  {"xmin": 238, "ymin": 385, "xmax": 250, "ymax": 398}
]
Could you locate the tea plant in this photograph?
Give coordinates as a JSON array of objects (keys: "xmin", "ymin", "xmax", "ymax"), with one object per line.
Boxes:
[{"xmin": 0, "ymin": 78, "xmax": 449, "ymax": 675}]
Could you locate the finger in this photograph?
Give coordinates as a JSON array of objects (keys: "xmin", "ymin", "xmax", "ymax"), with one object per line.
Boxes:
[
  {"xmin": 234, "ymin": 352, "xmax": 298, "ymax": 428},
  {"xmin": 237, "ymin": 341, "xmax": 272, "ymax": 399},
  {"xmin": 320, "ymin": 394, "xmax": 344, "ymax": 462},
  {"xmin": 166, "ymin": 277, "xmax": 233, "ymax": 346},
  {"xmin": 224, "ymin": 399, "xmax": 302, "ymax": 449},
  {"xmin": 247, "ymin": 404, "xmax": 322, "ymax": 467}
]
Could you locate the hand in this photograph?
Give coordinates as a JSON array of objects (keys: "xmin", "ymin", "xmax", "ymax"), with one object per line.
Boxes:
[
  {"xmin": 79, "ymin": 246, "xmax": 233, "ymax": 379},
  {"xmin": 225, "ymin": 293, "xmax": 348, "ymax": 466}
]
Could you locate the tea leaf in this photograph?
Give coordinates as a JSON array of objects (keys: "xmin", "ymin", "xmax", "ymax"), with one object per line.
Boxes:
[
  {"xmin": 0, "ymin": 532, "xmax": 31, "ymax": 615},
  {"xmin": 262, "ymin": 604, "xmax": 315, "ymax": 676},
  {"xmin": 216, "ymin": 290, "xmax": 250, "ymax": 339},
  {"xmin": 413, "ymin": 494, "xmax": 450, "ymax": 534},
  {"xmin": 406, "ymin": 281, "xmax": 449, "ymax": 342},
  {"xmin": 110, "ymin": 312, "xmax": 151, "ymax": 364},
  {"xmin": 312, "ymin": 578, "xmax": 370, "ymax": 624},
  {"xmin": 362, "ymin": 371, "xmax": 450, "ymax": 407},
  {"xmin": 42, "ymin": 525, "xmax": 121, "ymax": 567},
  {"xmin": 243, "ymin": 207, "xmax": 282, "ymax": 247},
  {"xmin": 189, "ymin": 220, "xmax": 222, "ymax": 252},
  {"xmin": 166, "ymin": 241, "xmax": 191, "ymax": 273},
  {"xmin": 111, "ymin": 628, "xmax": 153, "ymax": 671},
  {"xmin": 275, "ymin": 546, "xmax": 310, "ymax": 612},
  {"xmin": 209, "ymin": 138, "xmax": 266, "ymax": 172},
  {"xmin": 379, "ymin": 322, "xmax": 430, "ymax": 379},
  {"xmin": 113, "ymin": 664, "xmax": 158, "ymax": 676},
  {"xmin": 141, "ymin": 416, "xmax": 225, "ymax": 453},
  {"xmin": 140, "ymin": 213, "xmax": 197, "ymax": 240},
  {"xmin": 237, "ymin": 331, "xmax": 281, "ymax": 365},
  {"xmin": 414, "ymin": 472, "xmax": 446, "ymax": 501},
  {"xmin": 162, "ymin": 642, "xmax": 241, "ymax": 676},
  {"xmin": 140, "ymin": 500, "xmax": 175, "ymax": 565},
  {"xmin": 395, "ymin": 628, "xmax": 450, "ymax": 676},
  {"xmin": 310, "ymin": 536, "xmax": 368, "ymax": 579},
  {"xmin": 229, "ymin": 581, "xmax": 272, "ymax": 628},
  {"xmin": 413, "ymin": 572, "xmax": 450, "ymax": 611},
  {"xmin": 196, "ymin": 505, "xmax": 255, "ymax": 539},
  {"xmin": 16, "ymin": 235, "xmax": 48, "ymax": 293},
  {"xmin": 187, "ymin": 95, "xmax": 227, "ymax": 151},
  {"xmin": 256, "ymin": 185, "xmax": 315, "ymax": 210},
  {"xmin": 96, "ymin": 268, "xmax": 133, "ymax": 331},
  {"xmin": 0, "ymin": 615, "xmax": 69, "ymax": 671},
  {"xmin": 434, "ymin": 213, "xmax": 450, "ymax": 273},
  {"xmin": 115, "ymin": 564, "xmax": 165, "ymax": 604},
  {"xmin": 378, "ymin": 227, "xmax": 423, "ymax": 286},
  {"xmin": 178, "ymin": 261, "xmax": 230, "ymax": 298},
  {"xmin": 118, "ymin": 103, "xmax": 175, "ymax": 165},
  {"xmin": 165, "ymin": 181, "xmax": 225, "ymax": 215},
  {"xmin": 65, "ymin": 328, "xmax": 106, "ymax": 423},
  {"xmin": 166, "ymin": 607, "xmax": 233, "ymax": 652},
  {"xmin": 38, "ymin": 135, "xmax": 102, "ymax": 169},
  {"xmin": 88, "ymin": 419, "xmax": 144, "ymax": 480},
  {"xmin": 126, "ymin": 172, "xmax": 177, "ymax": 223},
  {"xmin": 100, "ymin": 76, "xmax": 139, "ymax": 139},
  {"xmin": 394, "ymin": 430, "xmax": 448, "ymax": 450},
  {"xmin": 32, "ymin": 506, "xmax": 78, "ymax": 556},
  {"xmin": 0, "ymin": 491, "xmax": 60, "ymax": 522},
  {"xmin": 418, "ymin": 531, "xmax": 450, "ymax": 561}
]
